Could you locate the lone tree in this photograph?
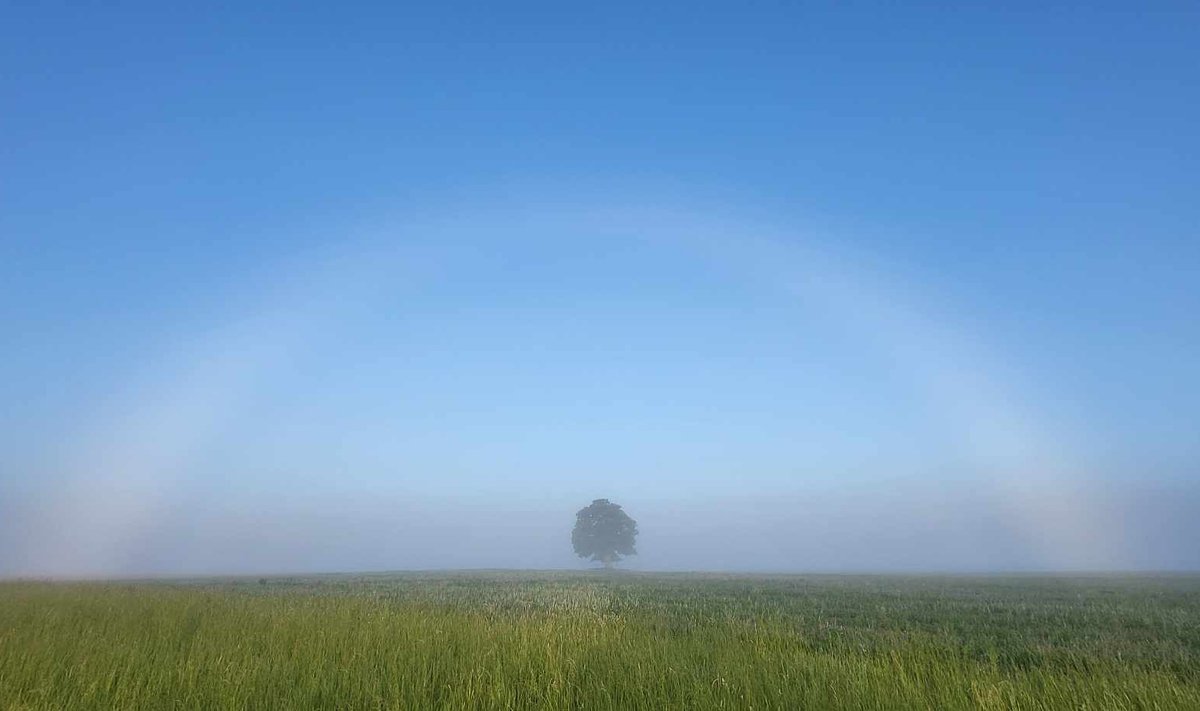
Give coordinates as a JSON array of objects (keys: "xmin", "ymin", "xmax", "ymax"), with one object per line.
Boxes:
[{"xmin": 572, "ymin": 498, "xmax": 638, "ymax": 569}]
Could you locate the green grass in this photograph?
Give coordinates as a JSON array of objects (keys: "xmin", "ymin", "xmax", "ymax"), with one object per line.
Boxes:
[{"xmin": 2, "ymin": 572, "xmax": 1198, "ymax": 709}]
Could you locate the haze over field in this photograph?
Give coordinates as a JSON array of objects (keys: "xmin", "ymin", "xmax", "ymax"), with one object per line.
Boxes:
[{"xmin": 2, "ymin": 4, "xmax": 1198, "ymax": 577}]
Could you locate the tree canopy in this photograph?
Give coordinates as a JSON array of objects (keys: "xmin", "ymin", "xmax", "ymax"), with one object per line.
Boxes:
[{"xmin": 572, "ymin": 499, "xmax": 637, "ymax": 568}]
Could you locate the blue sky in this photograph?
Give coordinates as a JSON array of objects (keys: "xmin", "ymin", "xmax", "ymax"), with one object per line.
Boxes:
[{"xmin": 2, "ymin": 3, "xmax": 1198, "ymax": 575}]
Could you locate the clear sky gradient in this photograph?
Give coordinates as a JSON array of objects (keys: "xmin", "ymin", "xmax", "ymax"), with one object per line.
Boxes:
[{"xmin": 2, "ymin": 3, "xmax": 1197, "ymax": 575}]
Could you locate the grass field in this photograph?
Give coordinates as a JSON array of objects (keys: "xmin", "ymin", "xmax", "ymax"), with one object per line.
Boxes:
[{"xmin": 1, "ymin": 572, "xmax": 1198, "ymax": 709}]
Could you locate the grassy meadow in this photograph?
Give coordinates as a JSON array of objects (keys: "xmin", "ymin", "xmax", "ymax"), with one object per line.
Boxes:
[{"xmin": 1, "ymin": 572, "xmax": 1198, "ymax": 709}]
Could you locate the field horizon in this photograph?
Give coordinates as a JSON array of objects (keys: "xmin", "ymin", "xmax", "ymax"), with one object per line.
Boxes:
[
  {"xmin": 9, "ymin": 567, "xmax": 1200, "ymax": 584},
  {"xmin": 4, "ymin": 570, "xmax": 1199, "ymax": 709}
]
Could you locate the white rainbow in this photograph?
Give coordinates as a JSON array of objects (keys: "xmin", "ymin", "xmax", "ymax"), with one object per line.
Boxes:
[{"xmin": 20, "ymin": 199, "xmax": 1120, "ymax": 575}]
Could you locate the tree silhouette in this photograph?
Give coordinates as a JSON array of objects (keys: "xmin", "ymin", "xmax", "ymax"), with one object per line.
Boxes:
[{"xmin": 572, "ymin": 499, "xmax": 638, "ymax": 569}]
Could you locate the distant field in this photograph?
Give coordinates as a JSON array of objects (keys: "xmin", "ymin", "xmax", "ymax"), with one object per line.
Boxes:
[{"xmin": 1, "ymin": 572, "xmax": 1198, "ymax": 709}]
